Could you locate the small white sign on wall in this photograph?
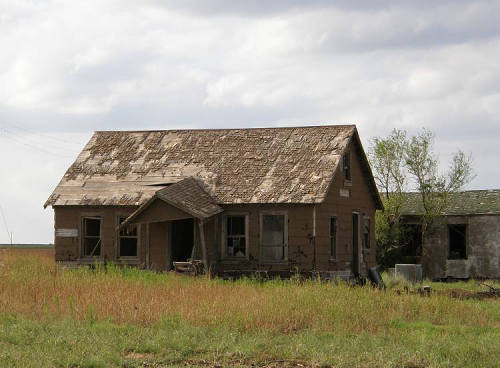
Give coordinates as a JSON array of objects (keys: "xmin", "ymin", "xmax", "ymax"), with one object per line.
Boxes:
[
  {"xmin": 340, "ymin": 189, "xmax": 350, "ymax": 198},
  {"xmin": 55, "ymin": 228, "xmax": 78, "ymax": 238}
]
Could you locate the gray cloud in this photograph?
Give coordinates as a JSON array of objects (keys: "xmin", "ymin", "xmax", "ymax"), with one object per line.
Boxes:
[
  {"xmin": 0, "ymin": 0, "xmax": 499, "ymax": 243},
  {"xmin": 148, "ymin": 0, "xmax": 478, "ymax": 16}
]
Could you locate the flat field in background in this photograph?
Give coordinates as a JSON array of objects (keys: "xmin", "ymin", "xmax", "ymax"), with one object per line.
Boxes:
[{"xmin": 0, "ymin": 248, "xmax": 498, "ymax": 368}]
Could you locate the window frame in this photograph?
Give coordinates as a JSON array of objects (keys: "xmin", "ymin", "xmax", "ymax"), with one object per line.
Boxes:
[
  {"xmin": 343, "ymin": 152, "xmax": 351, "ymax": 181},
  {"xmin": 117, "ymin": 215, "xmax": 140, "ymax": 260},
  {"xmin": 221, "ymin": 213, "xmax": 249, "ymax": 260},
  {"xmin": 329, "ymin": 216, "xmax": 338, "ymax": 260},
  {"xmin": 259, "ymin": 210, "xmax": 288, "ymax": 263},
  {"xmin": 80, "ymin": 215, "xmax": 103, "ymax": 259}
]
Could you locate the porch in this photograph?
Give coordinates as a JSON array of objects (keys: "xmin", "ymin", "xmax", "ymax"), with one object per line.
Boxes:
[{"xmin": 121, "ymin": 178, "xmax": 222, "ymax": 273}]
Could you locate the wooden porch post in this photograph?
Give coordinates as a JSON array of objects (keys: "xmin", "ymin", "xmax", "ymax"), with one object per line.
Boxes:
[
  {"xmin": 198, "ymin": 218, "xmax": 208, "ymax": 273},
  {"xmin": 312, "ymin": 204, "xmax": 317, "ymax": 271},
  {"xmin": 146, "ymin": 223, "xmax": 150, "ymax": 269}
]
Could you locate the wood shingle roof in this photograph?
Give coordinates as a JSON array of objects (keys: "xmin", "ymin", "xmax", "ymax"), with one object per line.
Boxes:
[
  {"xmin": 401, "ymin": 190, "xmax": 500, "ymax": 216},
  {"xmin": 45, "ymin": 125, "xmax": 364, "ymax": 207}
]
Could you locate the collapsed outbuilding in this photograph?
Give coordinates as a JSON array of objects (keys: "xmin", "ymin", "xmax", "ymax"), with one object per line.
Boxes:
[{"xmin": 400, "ymin": 190, "xmax": 500, "ymax": 279}]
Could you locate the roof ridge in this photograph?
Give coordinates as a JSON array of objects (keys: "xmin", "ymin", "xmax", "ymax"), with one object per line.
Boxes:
[
  {"xmin": 93, "ymin": 124, "xmax": 356, "ymax": 134},
  {"xmin": 403, "ymin": 189, "xmax": 500, "ymax": 194}
]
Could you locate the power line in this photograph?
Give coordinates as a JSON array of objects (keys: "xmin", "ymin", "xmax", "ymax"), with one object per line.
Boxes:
[
  {"xmin": 1, "ymin": 120, "xmax": 87, "ymax": 147},
  {"xmin": 0, "ymin": 203, "xmax": 12, "ymax": 245},
  {"xmin": 0, "ymin": 128, "xmax": 79, "ymax": 159}
]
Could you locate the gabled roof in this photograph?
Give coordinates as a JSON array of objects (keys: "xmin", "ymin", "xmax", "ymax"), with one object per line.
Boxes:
[
  {"xmin": 123, "ymin": 178, "xmax": 223, "ymax": 225},
  {"xmin": 45, "ymin": 125, "xmax": 381, "ymax": 207},
  {"xmin": 401, "ymin": 190, "xmax": 500, "ymax": 216},
  {"xmin": 156, "ymin": 178, "xmax": 222, "ymax": 219}
]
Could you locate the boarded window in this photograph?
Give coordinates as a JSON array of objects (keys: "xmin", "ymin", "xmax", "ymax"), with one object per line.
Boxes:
[
  {"xmin": 343, "ymin": 152, "xmax": 351, "ymax": 181},
  {"xmin": 448, "ymin": 224, "xmax": 467, "ymax": 260},
  {"xmin": 82, "ymin": 217, "xmax": 101, "ymax": 257},
  {"xmin": 261, "ymin": 214, "xmax": 287, "ymax": 261},
  {"xmin": 119, "ymin": 217, "xmax": 138, "ymax": 257},
  {"xmin": 330, "ymin": 217, "xmax": 337, "ymax": 258},
  {"xmin": 226, "ymin": 215, "xmax": 246, "ymax": 257}
]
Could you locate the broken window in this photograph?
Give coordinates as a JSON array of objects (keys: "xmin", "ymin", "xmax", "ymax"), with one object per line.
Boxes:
[
  {"xmin": 362, "ymin": 218, "xmax": 370, "ymax": 249},
  {"xmin": 330, "ymin": 217, "xmax": 337, "ymax": 259},
  {"xmin": 119, "ymin": 217, "xmax": 138, "ymax": 257},
  {"xmin": 261, "ymin": 213, "xmax": 287, "ymax": 261},
  {"xmin": 225, "ymin": 215, "xmax": 246, "ymax": 257},
  {"xmin": 343, "ymin": 152, "xmax": 351, "ymax": 181},
  {"xmin": 448, "ymin": 224, "xmax": 467, "ymax": 260},
  {"xmin": 82, "ymin": 217, "xmax": 101, "ymax": 257}
]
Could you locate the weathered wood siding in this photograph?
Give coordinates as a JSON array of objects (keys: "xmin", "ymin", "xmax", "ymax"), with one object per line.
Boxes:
[
  {"xmin": 314, "ymin": 139, "xmax": 377, "ymax": 274},
  {"xmin": 52, "ymin": 141, "xmax": 377, "ymax": 275},
  {"xmin": 206, "ymin": 139, "xmax": 377, "ymax": 275},
  {"xmin": 132, "ymin": 199, "xmax": 191, "ymax": 224},
  {"xmin": 148, "ymin": 221, "xmax": 168, "ymax": 271},
  {"xmin": 53, "ymin": 206, "xmax": 146, "ymax": 265}
]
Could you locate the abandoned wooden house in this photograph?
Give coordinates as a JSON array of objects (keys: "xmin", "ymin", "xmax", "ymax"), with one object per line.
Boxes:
[
  {"xmin": 44, "ymin": 125, "xmax": 383, "ymax": 278},
  {"xmin": 400, "ymin": 190, "xmax": 500, "ymax": 280}
]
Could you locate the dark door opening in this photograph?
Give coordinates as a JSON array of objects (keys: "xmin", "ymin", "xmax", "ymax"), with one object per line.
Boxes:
[
  {"xmin": 352, "ymin": 213, "xmax": 360, "ymax": 277},
  {"xmin": 402, "ymin": 224, "xmax": 423, "ymax": 258},
  {"xmin": 171, "ymin": 218, "xmax": 194, "ymax": 263}
]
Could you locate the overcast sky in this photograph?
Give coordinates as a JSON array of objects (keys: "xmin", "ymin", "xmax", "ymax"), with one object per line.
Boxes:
[{"xmin": 1, "ymin": 0, "xmax": 499, "ymax": 243}]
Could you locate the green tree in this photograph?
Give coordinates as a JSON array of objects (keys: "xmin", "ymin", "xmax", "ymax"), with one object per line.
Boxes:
[
  {"xmin": 405, "ymin": 129, "xmax": 475, "ymax": 247},
  {"xmin": 369, "ymin": 128, "xmax": 475, "ymax": 268},
  {"xmin": 368, "ymin": 129, "xmax": 408, "ymax": 268}
]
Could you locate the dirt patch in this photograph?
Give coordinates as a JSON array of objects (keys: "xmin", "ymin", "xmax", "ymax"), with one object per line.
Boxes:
[
  {"xmin": 179, "ymin": 359, "xmax": 317, "ymax": 368},
  {"xmin": 394, "ymin": 285, "xmax": 499, "ymax": 300},
  {"xmin": 126, "ymin": 355, "xmax": 320, "ymax": 368},
  {"xmin": 125, "ymin": 351, "xmax": 155, "ymax": 360},
  {"xmin": 439, "ymin": 288, "xmax": 500, "ymax": 300}
]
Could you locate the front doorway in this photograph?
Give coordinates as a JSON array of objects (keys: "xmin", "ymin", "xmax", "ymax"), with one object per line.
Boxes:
[
  {"xmin": 171, "ymin": 218, "xmax": 194, "ymax": 264},
  {"xmin": 352, "ymin": 213, "xmax": 360, "ymax": 277}
]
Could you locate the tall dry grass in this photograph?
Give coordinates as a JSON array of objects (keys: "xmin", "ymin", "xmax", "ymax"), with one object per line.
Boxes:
[{"xmin": 0, "ymin": 249, "xmax": 497, "ymax": 334}]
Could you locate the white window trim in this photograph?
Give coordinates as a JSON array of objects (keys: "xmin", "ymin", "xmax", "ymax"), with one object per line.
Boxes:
[
  {"xmin": 221, "ymin": 212, "xmax": 250, "ymax": 260},
  {"xmin": 259, "ymin": 210, "xmax": 288, "ymax": 263},
  {"xmin": 329, "ymin": 215, "xmax": 338, "ymax": 261},
  {"xmin": 80, "ymin": 214, "xmax": 103, "ymax": 259},
  {"xmin": 117, "ymin": 215, "xmax": 141, "ymax": 260}
]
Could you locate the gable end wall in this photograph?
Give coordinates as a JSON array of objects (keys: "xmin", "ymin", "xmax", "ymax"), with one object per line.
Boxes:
[{"xmin": 315, "ymin": 139, "xmax": 378, "ymax": 274}]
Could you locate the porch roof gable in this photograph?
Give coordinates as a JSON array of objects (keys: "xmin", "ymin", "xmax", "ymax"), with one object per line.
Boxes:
[{"xmin": 123, "ymin": 178, "xmax": 223, "ymax": 226}]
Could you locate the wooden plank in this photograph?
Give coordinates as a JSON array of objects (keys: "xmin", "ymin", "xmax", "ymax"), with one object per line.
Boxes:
[
  {"xmin": 198, "ymin": 219, "xmax": 208, "ymax": 273},
  {"xmin": 55, "ymin": 228, "xmax": 78, "ymax": 237}
]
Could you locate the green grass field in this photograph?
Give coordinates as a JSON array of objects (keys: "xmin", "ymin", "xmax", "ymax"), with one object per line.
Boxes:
[
  {"xmin": 0, "ymin": 249, "xmax": 498, "ymax": 367},
  {"xmin": 0, "ymin": 244, "xmax": 53, "ymax": 248}
]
